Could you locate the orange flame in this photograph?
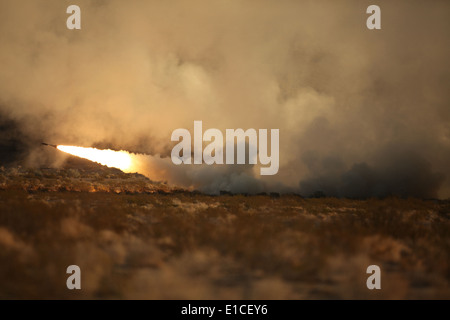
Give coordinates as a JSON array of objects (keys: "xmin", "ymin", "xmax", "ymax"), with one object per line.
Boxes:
[{"xmin": 57, "ymin": 145, "xmax": 132, "ymax": 171}]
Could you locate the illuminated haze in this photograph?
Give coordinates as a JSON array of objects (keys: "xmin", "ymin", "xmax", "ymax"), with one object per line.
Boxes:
[{"xmin": 0, "ymin": 0, "xmax": 449, "ymax": 197}]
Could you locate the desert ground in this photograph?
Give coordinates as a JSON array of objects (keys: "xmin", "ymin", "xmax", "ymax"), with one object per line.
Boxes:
[{"xmin": 0, "ymin": 161, "xmax": 449, "ymax": 299}]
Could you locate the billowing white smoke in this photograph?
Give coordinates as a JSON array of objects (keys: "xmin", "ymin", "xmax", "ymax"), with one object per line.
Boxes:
[
  {"xmin": 0, "ymin": 0, "xmax": 449, "ymax": 197},
  {"xmin": 131, "ymin": 153, "xmax": 268, "ymax": 194}
]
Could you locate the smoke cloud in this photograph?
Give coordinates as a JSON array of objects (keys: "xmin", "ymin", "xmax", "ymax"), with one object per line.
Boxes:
[{"xmin": 0, "ymin": 0, "xmax": 449, "ymax": 197}]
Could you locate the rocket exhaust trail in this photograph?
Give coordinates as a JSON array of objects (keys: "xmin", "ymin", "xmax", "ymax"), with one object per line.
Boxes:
[
  {"xmin": 41, "ymin": 143, "xmax": 134, "ymax": 171},
  {"xmin": 55, "ymin": 145, "xmax": 133, "ymax": 171}
]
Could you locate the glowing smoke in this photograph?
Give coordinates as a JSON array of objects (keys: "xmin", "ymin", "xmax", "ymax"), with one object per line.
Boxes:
[{"xmin": 0, "ymin": 0, "xmax": 449, "ymax": 197}]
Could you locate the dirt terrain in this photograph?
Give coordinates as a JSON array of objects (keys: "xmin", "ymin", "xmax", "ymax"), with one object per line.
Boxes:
[{"xmin": 0, "ymin": 163, "xmax": 449, "ymax": 299}]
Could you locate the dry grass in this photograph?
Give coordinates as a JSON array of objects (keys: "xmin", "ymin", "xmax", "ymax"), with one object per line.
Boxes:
[{"xmin": 0, "ymin": 166, "xmax": 449, "ymax": 299}]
